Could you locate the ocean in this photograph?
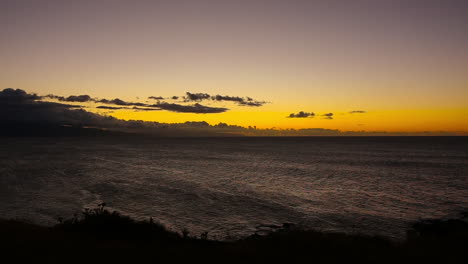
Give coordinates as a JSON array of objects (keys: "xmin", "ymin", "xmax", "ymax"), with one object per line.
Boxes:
[{"xmin": 1, "ymin": 136, "xmax": 467, "ymax": 240}]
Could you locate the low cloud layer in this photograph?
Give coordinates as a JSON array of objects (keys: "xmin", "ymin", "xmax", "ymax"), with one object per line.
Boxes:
[
  {"xmin": 0, "ymin": 88, "xmax": 241, "ymax": 135},
  {"xmin": 287, "ymin": 110, "xmax": 366, "ymax": 120},
  {"xmin": 43, "ymin": 91, "xmax": 266, "ymax": 113},
  {"xmin": 1, "ymin": 88, "xmax": 464, "ymax": 137},
  {"xmin": 4, "ymin": 88, "xmax": 372, "ymax": 125},
  {"xmin": 288, "ymin": 111, "xmax": 315, "ymax": 118}
]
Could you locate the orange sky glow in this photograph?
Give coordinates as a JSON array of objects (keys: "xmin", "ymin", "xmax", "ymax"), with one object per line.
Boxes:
[{"xmin": 1, "ymin": 0, "xmax": 467, "ymax": 135}]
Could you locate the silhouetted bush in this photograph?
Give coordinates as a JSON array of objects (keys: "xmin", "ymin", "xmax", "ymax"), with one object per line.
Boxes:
[{"xmin": 54, "ymin": 203, "xmax": 180, "ymax": 241}]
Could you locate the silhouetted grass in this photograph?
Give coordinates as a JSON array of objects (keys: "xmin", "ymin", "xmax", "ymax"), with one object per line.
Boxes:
[{"xmin": 1, "ymin": 205, "xmax": 467, "ymax": 263}]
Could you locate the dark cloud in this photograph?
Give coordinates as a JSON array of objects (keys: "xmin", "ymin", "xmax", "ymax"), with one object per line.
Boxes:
[
  {"xmin": 321, "ymin": 113, "xmax": 334, "ymax": 119},
  {"xmin": 288, "ymin": 111, "xmax": 315, "ymax": 118},
  {"xmin": 182, "ymin": 121, "xmax": 210, "ymax": 127},
  {"xmin": 185, "ymin": 92, "xmax": 211, "ymax": 101},
  {"xmin": 154, "ymin": 102, "xmax": 227, "ymax": 114},
  {"xmin": 142, "ymin": 92, "xmax": 268, "ymax": 107},
  {"xmin": 0, "ymin": 88, "xmax": 41, "ymax": 102},
  {"xmin": 96, "ymin": 106, "xmax": 126, "ymax": 110},
  {"xmin": 213, "ymin": 95, "xmax": 244, "ymax": 103},
  {"xmin": 239, "ymin": 101, "xmax": 265, "ymax": 107},
  {"xmin": 349, "ymin": 110, "xmax": 366, "ymax": 114},
  {"xmin": 0, "ymin": 88, "xmax": 117, "ymax": 127},
  {"xmin": 44, "ymin": 94, "xmax": 66, "ymax": 101},
  {"xmin": 44, "ymin": 93, "xmax": 149, "ymax": 107},
  {"xmin": 1, "ymin": 89, "xmax": 260, "ymax": 135},
  {"xmin": 98, "ymin": 98, "xmax": 126, "ymax": 105},
  {"xmin": 148, "ymin": 96, "xmax": 164, "ymax": 100},
  {"xmin": 44, "ymin": 94, "xmax": 93, "ymax": 102},
  {"xmin": 64, "ymin": 95, "xmax": 93, "ymax": 102},
  {"xmin": 212, "ymin": 94, "xmax": 266, "ymax": 107},
  {"xmin": 41, "ymin": 91, "xmax": 241, "ymax": 113},
  {"xmin": 98, "ymin": 98, "xmax": 149, "ymax": 107},
  {"xmin": 132, "ymin": 106, "xmax": 162, "ymax": 111}
]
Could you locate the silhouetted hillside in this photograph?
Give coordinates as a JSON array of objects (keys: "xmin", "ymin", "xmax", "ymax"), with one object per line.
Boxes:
[{"xmin": 1, "ymin": 204, "xmax": 467, "ymax": 263}]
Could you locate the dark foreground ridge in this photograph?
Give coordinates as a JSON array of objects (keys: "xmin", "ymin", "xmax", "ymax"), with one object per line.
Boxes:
[{"xmin": 2, "ymin": 204, "xmax": 467, "ymax": 264}]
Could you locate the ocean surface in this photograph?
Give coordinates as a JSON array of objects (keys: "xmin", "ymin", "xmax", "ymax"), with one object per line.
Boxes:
[{"xmin": 1, "ymin": 136, "xmax": 467, "ymax": 240}]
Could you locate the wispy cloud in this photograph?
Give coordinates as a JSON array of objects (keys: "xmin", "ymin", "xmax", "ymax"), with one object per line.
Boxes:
[
  {"xmin": 349, "ymin": 110, "xmax": 366, "ymax": 114},
  {"xmin": 321, "ymin": 113, "xmax": 334, "ymax": 119}
]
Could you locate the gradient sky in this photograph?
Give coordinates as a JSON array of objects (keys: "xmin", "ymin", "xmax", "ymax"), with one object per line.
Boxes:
[{"xmin": 1, "ymin": 0, "xmax": 467, "ymax": 133}]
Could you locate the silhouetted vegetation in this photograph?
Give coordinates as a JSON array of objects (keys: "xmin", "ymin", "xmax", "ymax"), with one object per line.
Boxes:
[
  {"xmin": 1, "ymin": 205, "xmax": 467, "ymax": 263},
  {"xmin": 54, "ymin": 203, "xmax": 179, "ymax": 241}
]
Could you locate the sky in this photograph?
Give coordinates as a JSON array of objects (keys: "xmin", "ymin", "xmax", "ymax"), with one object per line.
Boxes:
[{"xmin": 1, "ymin": 0, "xmax": 467, "ymax": 134}]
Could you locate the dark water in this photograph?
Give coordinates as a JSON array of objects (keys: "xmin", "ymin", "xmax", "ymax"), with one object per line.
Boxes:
[{"xmin": 1, "ymin": 136, "xmax": 467, "ymax": 240}]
